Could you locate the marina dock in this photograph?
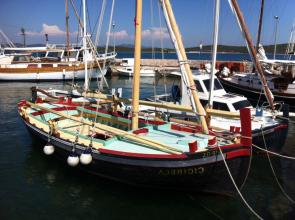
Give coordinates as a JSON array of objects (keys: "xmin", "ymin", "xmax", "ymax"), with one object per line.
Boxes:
[{"xmin": 111, "ymin": 58, "xmax": 253, "ymax": 75}]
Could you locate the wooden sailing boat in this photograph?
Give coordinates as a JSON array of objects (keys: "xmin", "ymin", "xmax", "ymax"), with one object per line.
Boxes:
[{"xmin": 18, "ymin": 0, "xmax": 252, "ymax": 194}]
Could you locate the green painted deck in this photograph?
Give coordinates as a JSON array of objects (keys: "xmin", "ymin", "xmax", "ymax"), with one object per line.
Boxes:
[{"xmin": 27, "ymin": 103, "xmax": 234, "ymax": 155}]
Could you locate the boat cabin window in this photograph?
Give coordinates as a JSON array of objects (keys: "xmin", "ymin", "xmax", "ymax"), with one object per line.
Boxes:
[
  {"xmin": 32, "ymin": 52, "xmax": 46, "ymax": 58},
  {"xmin": 46, "ymin": 51, "xmax": 62, "ymax": 58},
  {"xmin": 78, "ymin": 51, "xmax": 83, "ymax": 61},
  {"xmin": 203, "ymin": 79, "xmax": 223, "ymax": 91},
  {"xmin": 12, "ymin": 55, "xmax": 30, "ymax": 62},
  {"xmin": 232, "ymin": 100, "xmax": 251, "ymax": 111},
  {"xmin": 122, "ymin": 60, "xmax": 128, "ymax": 64},
  {"xmin": 193, "ymin": 80, "xmax": 203, "ymax": 92},
  {"xmin": 213, "ymin": 101, "xmax": 230, "ymax": 111},
  {"xmin": 127, "ymin": 68, "xmax": 132, "ymax": 71},
  {"xmin": 64, "ymin": 51, "xmax": 78, "ymax": 58}
]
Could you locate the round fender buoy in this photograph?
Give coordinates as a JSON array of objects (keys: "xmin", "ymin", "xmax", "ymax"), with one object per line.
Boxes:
[
  {"xmin": 43, "ymin": 144, "xmax": 55, "ymax": 155},
  {"xmin": 67, "ymin": 152, "xmax": 79, "ymax": 167},
  {"xmin": 80, "ymin": 148, "xmax": 93, "ymax": 165}
]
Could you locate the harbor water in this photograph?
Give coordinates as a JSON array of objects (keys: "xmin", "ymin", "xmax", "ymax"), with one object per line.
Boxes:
[
  {"xmin": 117, "ymin": 52, "xmax": 295, "ymax": 61},
  {"xmin": 1, "ymin": 75, "xmax": 295, "ymax": 220}
]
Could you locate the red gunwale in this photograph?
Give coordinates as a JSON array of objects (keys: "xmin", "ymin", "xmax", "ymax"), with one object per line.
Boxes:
[
  {"xmin": 273, "ymin": 124, "xmax": 288, "ymax": 131},
  {"xmin": 226, "ymin": 148, "xmax": 251, "ymax": 159},
  {"xmin": 31, "ymin": 106, "xmax": 77, "ymax": 116}
]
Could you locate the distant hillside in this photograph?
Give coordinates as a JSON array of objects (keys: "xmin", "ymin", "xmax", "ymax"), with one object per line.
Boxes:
[
  {"xmin": 3, "ymin": 42, "xmax": 289, "ymax": 54},
  {"xmin": 103, "ymin": 43, "xmax": 289, "ymax": 54}
]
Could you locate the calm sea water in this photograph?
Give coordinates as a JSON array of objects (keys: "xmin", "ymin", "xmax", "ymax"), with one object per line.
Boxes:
[
  {"xmin": 116, "ymin": 52, "xmax": 295, "ymax": 61},
  {"xmin": 0, "ymin": 74, "xmax": 295, "ymax": 219}
]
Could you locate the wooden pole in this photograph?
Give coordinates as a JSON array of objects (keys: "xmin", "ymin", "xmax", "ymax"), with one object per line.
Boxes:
[
  {"xmin": 230, "ymin": 0, "xmax": 274, "ymax": 111},
  {"xmin": 83, "ymin": 91, "xmax": 240, "ymax": 118},
  {"xmin": 131, "ymin": 0, "xmax": 142, "ymax": 130},
  {"xmin": 255, "ymin": 0, "xmax": 264, "ymax": 53},
  {"xmin": 162, "ymin": 0, "xmax": 209, "ymax": 133},
  {"xmin": 25, "ymin": 102, "xmax": 182, "ymax": 155},
  {"xmin": 65, "ymin": 0, "xmax": 70, "ymax": 60}
]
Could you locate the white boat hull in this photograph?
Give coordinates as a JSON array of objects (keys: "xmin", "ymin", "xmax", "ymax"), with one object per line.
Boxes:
[
  {"xmin": 114, "ymin": 67, "xmax": 155, "ymax": 77},
  {"xmin": 0, "ymin": 68, "xmax": 107, "ymax": 81}
]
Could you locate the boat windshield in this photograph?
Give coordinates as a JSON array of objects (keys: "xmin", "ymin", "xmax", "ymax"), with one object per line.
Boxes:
[
  {"xmin": 193, "ymin": 80, "xmax": 204, "ymax": 92},
  {"xmin": 213, "ymin": 101, "xmax": 230, "ymax": 111},
  {"xmin": 232, "ymin": 100, "xmax": 252, "ymax": 110},
  {"xmin": 203, "ymin": 79, "xmax": 223, "ymax": 91}
]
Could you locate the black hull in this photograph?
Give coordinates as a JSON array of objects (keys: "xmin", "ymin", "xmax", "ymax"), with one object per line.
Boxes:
[
  {"xmin": 23, "ymin": 120, "xmax": 251, "ymax": 195},
  {"xmin": 218, "ymin": 76, "xmax": 295, "ymax": 111},
  {"xmin": 252, "ymin": 122, "xmax": 288, "ymax": 153}
]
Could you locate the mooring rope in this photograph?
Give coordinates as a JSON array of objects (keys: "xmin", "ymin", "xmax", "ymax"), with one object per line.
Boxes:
[
  {"xmin": 276, "ymin": 115, "xmax": 295, "ymax": 125},
  {"xmin": 252, "ymin": 144, "xmax": 295, "ymax": 160},
  {"xmin": 260, "ymin": 127, "xmax": 295, "ymax": 204},
  {"xmin": 217, "ymin": 146, "xmax": 263, "ymax": 220}
]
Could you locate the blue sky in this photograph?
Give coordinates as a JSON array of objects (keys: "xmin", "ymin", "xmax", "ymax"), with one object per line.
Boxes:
[{"xmin": 0, "ymin": 0, "xmax": 294, "ymax": 47}]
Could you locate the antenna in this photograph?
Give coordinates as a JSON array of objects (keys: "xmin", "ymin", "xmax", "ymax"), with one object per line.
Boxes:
[{"xmin": 20, "ymin": 27, "xmax": 26, "ymax": 47}]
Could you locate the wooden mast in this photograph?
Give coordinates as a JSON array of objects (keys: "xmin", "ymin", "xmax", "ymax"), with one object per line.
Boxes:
[
  {"xmin": 65, "ymin": 0, "xmax": 70, "ymax": 60},
  {"xmin": 256, "ymin": 0, "xmax": 264, "ymax": 53},
  {"xmin": 229, "ymin": 0, "xmax": 274, "ymax": 110},
  {"xmin": 131, "ymin": 0, "xmax": 142, "ymax": 130},
  {"xmin": 162, "ymin": 0, "xmax": 208, "ymax": 133}
]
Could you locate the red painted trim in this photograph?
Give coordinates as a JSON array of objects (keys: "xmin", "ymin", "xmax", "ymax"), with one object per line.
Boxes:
[
  {"xmin": 189, "ymin": 141, "xmax": 198, "ymax": 153},
  {"xmin": 84, "ymin": 106, "xmax": 165, "ymax": 125},
  {"xmin": 171, "ymin": 123, "xmax": 204, "ymax": 134},
  {"xmin": 273, "ymin": 124, "xmax": 288, "ymax": 131},
  {"xmin": 226, "ymin": 149, "xmax": 251, "ymax": 159},
  {"xmin": 208, "ymin": 137, "xmax": 217, "ymax": 146},
  {"xmin": 210, "ymin": 143, "xmax": 246, "ymax": 151},
  {"xmin": 133, "ymin": 128, "xmax": 149, "ymax": 135},
  {"xmin": 99, "ymin": 148, "xmax": 187, "ymax": 159},
  {"xmin": 240, "ymin": 108, "xmax": 252, "ymax": 146},
  {"xmin": 31, "ymin": 106, "xmax": 77, "ymax": 116},
  {"xmin": 17, "ymin": 100, "xmax": 27, "ymax": 107}
]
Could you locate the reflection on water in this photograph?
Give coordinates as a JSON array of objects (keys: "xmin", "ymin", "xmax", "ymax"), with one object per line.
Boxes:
[{"xmin": 0, "ymin": 77, "xmax": 295, "ymax": 219}]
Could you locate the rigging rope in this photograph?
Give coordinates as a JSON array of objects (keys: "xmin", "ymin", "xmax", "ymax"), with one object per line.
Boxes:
[
  {"xmin": 252, "ymin": 144, "xmax": 295, "ymax": 160},
  {"xmin": 150, "ymin": 0, "xmax": 155, "ymax": 59},
  {"xmin": 157, "ymin": 0, "xmax": 164, "ymax": 60},
  {"xmin": 99, "ymin": 0, "xmax": 115, "ymax": 91},
  {"xmin": 260, "ymin": 126, "xmax": 295, "ymax": 204},
  {"xmin": 217, "ymin": 146, "xmax": 263, "ymax": 220}
]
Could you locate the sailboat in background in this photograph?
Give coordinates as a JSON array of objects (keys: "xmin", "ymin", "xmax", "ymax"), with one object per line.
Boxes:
[
  {"xmin": 0, "ymin": 0, "xmax": 116, "ymax": 82},
  {"xmin": 18, "ymin": 0, "xmax": 252, "ymax": 195},
  {"xmin": 217, "ymin": 0, "xmax": 295, "ymax": 111},
  {"xmin": 112, "ymin": 58, "xmax": 156, "ymax": 77}
]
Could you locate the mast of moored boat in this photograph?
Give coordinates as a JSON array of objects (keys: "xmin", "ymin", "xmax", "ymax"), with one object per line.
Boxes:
[
  {"xmin": 228, "ymin": 0, "xmax": 275, "ymax": 111},
  {"xmin": 65, "ymin": 0, "xmax": 70, "ymax": 61},
  {"xmin": 160, "ymin": 0, "xmax": 208, "ymax": 133},
  {"xmin": 255, "ymin": 0, "xmax": 264, "ymax": 53},
  {"xmin": 131, "ymin": 0, "xmax": 143, "ymax": 130},
  {"xmin": 82, "ymin": 0, "xmax": 89, "ymax": 91},
  {"xmin": 208, "ymin": 0, "xmax": 220, "ymax": 108}
]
